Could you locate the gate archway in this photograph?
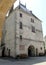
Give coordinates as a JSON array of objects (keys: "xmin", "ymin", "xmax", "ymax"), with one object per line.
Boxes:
[{"xmin": 28, "ymin": 45, "xmax": 35, "ymax": 57}]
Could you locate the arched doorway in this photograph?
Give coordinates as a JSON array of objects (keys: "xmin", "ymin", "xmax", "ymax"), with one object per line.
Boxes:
[{"xmin": 28, "ymin": 45, "xmax": 35, "ymax": 57}]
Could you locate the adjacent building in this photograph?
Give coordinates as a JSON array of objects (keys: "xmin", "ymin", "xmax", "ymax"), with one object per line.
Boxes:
[
  {"xmin": 44, "ymin": 36, "xmax": 46, "ymax": 54},
  {"xmin": 2, "ymin": 3, "xmax": 44, "ymax": 58}
]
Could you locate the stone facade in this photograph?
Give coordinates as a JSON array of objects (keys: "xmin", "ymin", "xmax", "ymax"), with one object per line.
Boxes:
[
  {"xmin": 2, "ymin": 4, "xmax": 44, "ymax": 57},
  {"xmin": 44, "ymin": 36, "xmax": 46, "ymax": 48}
]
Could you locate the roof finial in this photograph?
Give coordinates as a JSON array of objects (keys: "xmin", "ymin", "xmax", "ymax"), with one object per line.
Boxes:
[
  {"xmin": 19, "ymin": 0, "xmax": 21, "ymax": 9},
  {"xmin": 25, "ymin": 3, "xmax": 26, "ymax": 8},
  {"xmin": 19, "ymin": 0, "xmax": 20, "ymax": 5}
]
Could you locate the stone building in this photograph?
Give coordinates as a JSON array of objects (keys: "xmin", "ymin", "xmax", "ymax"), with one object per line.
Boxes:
[
  {"xmin": 44, "ymin": 36, "xmax": 46, "ymax": 54},
  {"xmin": 44, "ymin": 36, "xmax": 46, "ymax": 48},
  {"xmin": 2, "ymin": 3, "xmax": 44, "ymax": 57}
]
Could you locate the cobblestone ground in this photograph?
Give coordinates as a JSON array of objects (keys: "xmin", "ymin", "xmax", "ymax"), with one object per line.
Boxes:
[{"xmin": 0, "ymin": 57, "xmax": 46, "ymax": 65}]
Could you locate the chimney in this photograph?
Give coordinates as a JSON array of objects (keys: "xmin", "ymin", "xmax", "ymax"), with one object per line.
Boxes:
[{"xmin": 30, "ymin": 11, "xmax": 32, "ymax": 13}]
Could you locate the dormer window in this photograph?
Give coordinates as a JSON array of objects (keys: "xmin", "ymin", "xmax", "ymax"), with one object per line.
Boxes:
[{"xmin": 31, "ymin": 18, "xmax": 34, "ymax": 23}]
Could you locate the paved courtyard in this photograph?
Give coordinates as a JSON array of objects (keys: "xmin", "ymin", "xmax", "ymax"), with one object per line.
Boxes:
[{"xmin": 0, "ymin": 57, "xmax": 46, "ymax": 65}]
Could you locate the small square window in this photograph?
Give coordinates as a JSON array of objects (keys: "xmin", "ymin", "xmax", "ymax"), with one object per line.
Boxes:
[
  {"xmin": 20, "ymin": 13, "xmax": 22, "ymax": 17},
  {"xmin": 20, "ymin": 35, "xmax": 22, "ymax": 40},
  {"xmin": 40, "ymin": 47, "xmax": 42, "ymax": 50}
]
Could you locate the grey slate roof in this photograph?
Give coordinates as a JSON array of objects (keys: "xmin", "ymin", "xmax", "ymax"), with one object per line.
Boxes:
[{"xmin": 18, "ymin": 3, "xmax": 42, "ymax": 22}]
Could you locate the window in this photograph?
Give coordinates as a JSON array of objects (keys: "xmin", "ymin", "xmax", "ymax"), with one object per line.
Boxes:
[
  {"xmin": 31, "ymin": 18, "xmax": 34, "ymax": 23},
  {"xmin": 40, "ymin": 47, "xmax": 42, "ymax": 50},
  {"xmin": 20, "ymin": 22, "xmax": 23, "ymax": 29},
  {"xmin": 20, "ymin": 13, "xmax": 22, "ymax": 17},
  {"xmin": 32, "ymin": 26, "xmax": 35, "ymax": 33},
  {"xmin": 20, "ymin": 35, "xmax": 22, "ymax": 40}
]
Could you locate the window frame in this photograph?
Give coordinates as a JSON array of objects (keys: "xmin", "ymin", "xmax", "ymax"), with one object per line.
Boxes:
[
  {"xmin": 31, "ymin": 18, "xmax": 34, "ymax": 23},
  {"xmin": 20, "ymin": 35, "xmax": 22, "ymax": 40},
  {"xmin": 20, "ymin": 13, "xmax": 22, "ymax": 17},
  {"xmin": 20, "ymin": 22, "xmax": 23, "ymax": 29},
  {"xmin": 32, "ymin": 26, "xmax": 35, "ymax": 33}
]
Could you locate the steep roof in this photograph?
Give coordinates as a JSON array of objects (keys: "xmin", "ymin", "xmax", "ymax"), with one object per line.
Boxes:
[
  {"xmin": 7, "ymin": 3, "xmax": 42, "ymax": 22},
  {"xmin": 18, "ymin": 3, "xmax": 42, "ymax": 22}
]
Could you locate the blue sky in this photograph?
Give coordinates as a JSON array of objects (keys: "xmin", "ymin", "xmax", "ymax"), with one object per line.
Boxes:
[{"xmin": 15, "ymin": 0, "xmax": 46, "ymax": 37}]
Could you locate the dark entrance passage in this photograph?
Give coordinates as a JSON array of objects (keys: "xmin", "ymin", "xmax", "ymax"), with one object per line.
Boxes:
[
  {"xmin": 36, "ymin": 48, "xmax": 38, "ymax": 56},
  {"xmin": 8, "ymin": 49, "xmax": 10, "ymax": 57},
  {"xmin": 2, "ymin": 47, "xmax": 5, "ymax": 57},
  {"xmin": 28, "ymin": 45, "xmax": 35, "ymax": 57}
]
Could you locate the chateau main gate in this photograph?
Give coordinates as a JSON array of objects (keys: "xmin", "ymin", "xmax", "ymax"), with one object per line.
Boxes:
[{"xmin": 28, "ymin": 45, "xmax": 35, "ymax": 57}]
